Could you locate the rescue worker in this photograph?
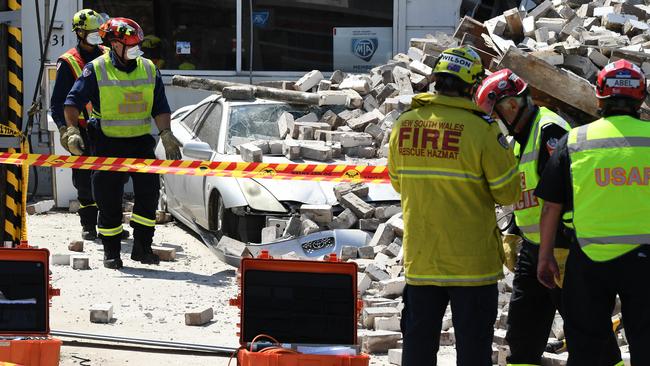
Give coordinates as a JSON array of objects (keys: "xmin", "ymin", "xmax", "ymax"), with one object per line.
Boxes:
[
  {"xmin": 475, "ymin": 69, "xmax": 623, "ymax": 366},
  {"xmin": 52, "ymin": 9, "xmax": 108, "ymax": 240},
  {"xmin": 537, "ymin": 59, "xmax": 650, "ymax": 365},
  {"xmin": 63, "ymin": 18, "xmax": 182, "ymax": 269},
  {"xmin": 389, "ymin": 47, "xmax": 521, "ymax": 366}
]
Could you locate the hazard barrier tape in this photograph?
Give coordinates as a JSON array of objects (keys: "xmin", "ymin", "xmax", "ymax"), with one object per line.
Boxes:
[{"xmin": 0, "ymin": 152, "xmax": 390, "ymax": 183}]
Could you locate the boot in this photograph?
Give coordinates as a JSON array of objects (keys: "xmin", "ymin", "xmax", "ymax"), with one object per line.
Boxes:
[
  {"xmin": 121, "ymin": 229, "xmax": 130, "ymax": 240},
  {"xmin": 131, "ymin": 240, "xmax": 160, "ymax": 265},
  {"xmin": 82, "ymin": 226, "xmax": 97, "ymax": 240},
  {"xmin": 102, "ymin": 238, "xmax": 123, "ymax": 269}
]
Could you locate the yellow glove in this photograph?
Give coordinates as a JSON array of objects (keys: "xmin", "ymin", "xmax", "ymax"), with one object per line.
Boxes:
[
  {"xmin": 159, "ymin": 128, "xmax": 182, "ymax": 160},
  {"xmin": 553, "ymin": 248, "xmax": 569, "ymax": 288},
  {"xmin": 65, "ymin": 126, "xmax": 85, "ymax": 155},
  {"xmin": 59, "ymin": 126, "xmax": 69, "ymax": 152},
  {"xmin": 502, "ymin": 234, "xmax": 523, "ymax": 272}
]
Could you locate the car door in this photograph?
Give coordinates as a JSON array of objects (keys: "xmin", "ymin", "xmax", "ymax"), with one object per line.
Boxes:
[
  {"xmin": 180, "ymin": 101, "xmax": 223, "ymax": 228},
  {"xmin": 166, "ymin": 101, "xmax": 214, "ymax": 220}
]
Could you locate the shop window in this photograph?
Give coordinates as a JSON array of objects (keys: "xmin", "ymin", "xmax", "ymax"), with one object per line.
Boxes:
[
  {"xmin": 85, "ymin": 0, "xmax": 236, "ymax": 70},
  {"xmin": 243, "ymin": 0, "xmax": 393, "ymax": 72}
]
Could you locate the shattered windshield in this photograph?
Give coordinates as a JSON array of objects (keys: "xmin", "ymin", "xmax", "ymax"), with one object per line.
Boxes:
[{"xmin": 226, "ymin": 104, "xmax": 317, "ymax": 153}]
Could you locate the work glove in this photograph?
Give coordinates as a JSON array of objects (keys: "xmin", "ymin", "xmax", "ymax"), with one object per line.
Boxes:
[
  {"xmin": 502, "ymin": 233, "xmax": 522, "ymax": 272},
  {"xmin": 159, "ymin": 128, "xmax": 182, "ymax": 160},
  {"xmin": 65, "ymin": 126, "xmax": 85, "ymax": 156},
  {"xmin": 58, "ymin": 126, "xmax": 69, "ymax": 152},
  {"xmin": 553, "ymin": 248, "xmax": 570, "ymax": 288}
]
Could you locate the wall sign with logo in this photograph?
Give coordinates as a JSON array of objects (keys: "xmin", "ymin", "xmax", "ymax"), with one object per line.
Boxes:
[{"xmin": 333, "ymin": 27, "xmax": 392, "ymax": 73}]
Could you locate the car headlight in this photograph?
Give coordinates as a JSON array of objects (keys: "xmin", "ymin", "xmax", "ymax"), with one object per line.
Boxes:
[{"xmin": 237, "ymin": 179, "xmax": 287, "ymax": 213}]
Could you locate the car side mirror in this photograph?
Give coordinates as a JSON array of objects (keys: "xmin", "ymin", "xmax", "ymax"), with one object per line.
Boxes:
[{"xmin": 183, "ymin": 141, "xmax": 214, "ymax": 161}]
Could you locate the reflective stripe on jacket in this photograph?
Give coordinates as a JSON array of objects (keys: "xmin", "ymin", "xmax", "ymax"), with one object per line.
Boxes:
[
  {"xmin": 388, "ymin": 93, "xmax": 521, "ymax": 287},
  {"xmin": 91, "ymin": 53, "xmax": 155, "ymax": 138},
  {"xmin": 568, "ymin": 116, "xmax": 650, "ymax": 262},
  {"xmin": 59, "ymin": 46, "xmax": 108, "ymax": 127},
  {"xmin": 513, "ymin": 107, "xmax": 570, "ymax": 244}
]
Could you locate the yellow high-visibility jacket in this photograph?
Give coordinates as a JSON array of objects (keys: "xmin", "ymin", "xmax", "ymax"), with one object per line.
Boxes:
[{"xmin": 388, "ymin": 93, "xmax": 520, "ymax": 287}]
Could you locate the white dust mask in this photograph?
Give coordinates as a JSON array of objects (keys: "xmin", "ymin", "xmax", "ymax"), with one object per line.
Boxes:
[{"xmin": 125, "ymin": 45, "xmax": 144, "ymax": 60}]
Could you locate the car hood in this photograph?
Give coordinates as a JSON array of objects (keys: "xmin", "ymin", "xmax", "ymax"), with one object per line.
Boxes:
[{"xmin": 245, "ymin": 156, "xmax": 399, "ymax": 205}]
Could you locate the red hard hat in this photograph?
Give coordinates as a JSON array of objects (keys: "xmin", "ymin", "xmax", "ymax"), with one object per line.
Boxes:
[
  {"xmin": 596, "ymin": 59, "xmax": 647, "ymax": 100},
  {"xmin": 474, "ymin": 69, "xmax": 528, "ymax": 115},
  {"xmin": 99, "ymin": 17, "xmax": 144, "ymax": 46}
]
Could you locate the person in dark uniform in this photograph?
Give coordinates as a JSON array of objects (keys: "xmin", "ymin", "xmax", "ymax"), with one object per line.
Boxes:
[
  {"xmin": 63, "ymin": 18, "xmax": 182, "ymax": 269},
  {"xmin": 52, "ymin": 9, "xmax": 108, "ymax": 240}
]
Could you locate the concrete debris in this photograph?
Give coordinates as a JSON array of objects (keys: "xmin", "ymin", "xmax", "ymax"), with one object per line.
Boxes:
[
  {"xmin": 329, "ymin": 208, "xmax": 358, "ymax": 230},
  {"xmin": 68, "ymin": 200, "xmax": 81, "ymax": 213},
  {"xmin": 185, "ymin": 307, "xmax": 214, "ymax": 326},
  {"xmin": 152, "ymin": 246, "xmax": 176, "ymax": 261},
  {"xmin": 68, "ymin": 240, "xmax": 84, "ymax": 252},
  {"xmin": 90, "ymin": 303, "xmax": 113, "ymax": 324},
  {"xmin": 71, "ymin": 255, "xmax": 90, "ymax": 270},
  {"xmin": 294, "ymin": 70, "xmax": 323, "ymax": 92},
  {"xmin": 51, "ymin": 254, "xmax": 71, "ymax": 266},
  {"xmin": 340, "ymin": 192, "xmax": 375, "ymax": 219},
  {"xmin": 26, "ymin": 200, "xmax": 55, "ymax": 215}
]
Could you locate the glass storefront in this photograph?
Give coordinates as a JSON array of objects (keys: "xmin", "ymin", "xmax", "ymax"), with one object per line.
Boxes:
[
  {"xmin": 85, "ymin": 0, "xmax": 392, "ymax": 72},
  {"xmin": 85, "ymin": 0, "xmax": 237, "ymax": 71}
]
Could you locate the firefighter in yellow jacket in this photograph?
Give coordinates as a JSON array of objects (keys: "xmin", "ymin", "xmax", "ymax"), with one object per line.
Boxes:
[{"xmin": 389, "ymin": 47, "xmax": 520, "ymax": 366}]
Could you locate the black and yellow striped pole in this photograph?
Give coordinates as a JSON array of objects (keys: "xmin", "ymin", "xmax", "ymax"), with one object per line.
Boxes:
[{"xmin": 1, "ymin": 0, "xmax": 25, "ymax": 246}]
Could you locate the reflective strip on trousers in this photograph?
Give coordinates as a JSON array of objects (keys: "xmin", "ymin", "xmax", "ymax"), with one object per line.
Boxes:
[
  {"xmin": 98, "ymin": 225, "xmax": 123, "ymax": 237},
  {"xmin": 518, "ymin": 223, "xmax": 539, "ymax": 234},
  {"xmin": 95, "ymin": 56, "xmax": 154, "ymax": 87},
  {"xmin": 406, "ymin": 271, "xmax": 502, "ymax": 284},
  {"xmin": 79, "ymin": 202, "xmax": 97, "ymax": 209},
  {"xmin": 578, "ymin": 234, "xmax": 650, "ymax": 246},
  {"xmin": 131, "ymin": 213, "xmax": 155, "ymax": 227},
  {"xmin": 101, "ymin": 118, "xmax": 152, "ymax": 128}
]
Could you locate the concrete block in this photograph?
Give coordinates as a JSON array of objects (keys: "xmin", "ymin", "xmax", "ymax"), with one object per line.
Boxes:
[
  {"xmin": 340, "ymin": 77, "xmax": 371, "ymax": 95},
  {"xmin": 295, "ymin": 112, "xmax": 318, "ymax": 123},
  {"xmin": 329, "ymin": 208, "xmax": 358, "ymax": 230},
  {"xmin": 223, "ymin": 85, "xmax": 254, "ymax": 100},
  {"xmin": 388, "ymin": 219, "xmax": 404, "ymax": 237},
  {"xmin": 587, "ymin": 48, "xmax": 610, "ymax": 68},
  {"xmin": 359, "ymin": 218, "xmax": 381, "ymax": 232},
  {"xmin": 358, "ymin": 272, "xmax": 372, "ymax": 294},
  {"xmin": 357, "ymin": 246, "xmax": 375, "ymax": 260},
  {"xmin": 358, "ymin": 146, "xmax": 376, "ymax": 158},
  {"xmin": 523, "ymin": 16, "xmax": 536, "ymax": 37},
  {"xmin": 408, "ymin": 60, "xmax": 433, "ymax": 79},
  {"xmin": 26, "ymin": 200, "xmax": 55, "ymax": 215},
  {"xmin": 250, "ymin": 140, "xmax": 270, "ymax": 154},
  {"xmin": 374, "ymin": 316, "xmax": 401, "ymax": 332},
  {"xmin": 624, "ymin": 18, "xmax": 649, "ymax": 36},
  {"xmin": 68, "ymin": 200, "xmax": 81, "ymax": 213},
  {"xmin": 363, "ymin": 307, "xmax": 401, "ymax": 328},
  {"xmin": 320, "ymin": 110, "xmax": 345, "ymax": 129},
  {"xmin": 334, "ymin": 182, "xmax": 369, "ymax": 201},
  {"xmin": 593, "ymin": 6, "xmax": 615, "ymax": 17},
  {"xmin": 360, "ymin": 330, "xmax": 402, "ymax": 353},
  {"xmin": 409, "ymin": 73, "xmax": 428, "ymax": 91},
  {"xmin": 528, "ymin": 0, "xmax": 555, "ymax": 19},
  {"xmin": 317, "ymin": 90, "xmax": 349, "ymax": 106},
  {"xmin": 535, "ymin": 18, "xmax": 566, "ymax": 33},
  {"xmin": 300, "ymin": 144, "xmax": 332, "ymax": 161},
  {"xmin": 185, "ymin": 307, "xmax": 214, "ymax": 326},
  {"xmin": 603, "ymin": 13, "xmax": 638, "ymax": 32},
  {"xmin": 300, "ymin": 204, "xmax": 333, "ymax": 224},
  {"xmin": 383, "ymin": 241, "xmax": 401, "ymax": 258},
  {"xmin": 392, "ymin": 66, "xmax": 413, "ymax": 95},
  {"xmin": 68, "ymin": 241, "xmax": 84, "ymax": 252},
  {"xmin": 297, "ymin": 125, "xmax": 314, "ymax": 140},
  {"xmin": 71, "ymin": 255, "xmax": 90, "ymax": 270},
  {"xmin": 562, "ymin": 54, "xmax": 599, "ymax": 79},
  {"xmin": 339, "ymin": 132, "xmax": 374, "ymax": 148},
  {"xmin": 347, "ymin": 111, "xmax": 381, "ymax": 131},
  {"xmin": 369, "ymin": 224, "xmax": 395, "ymax": 248},
  {"xmin": 282, "ymin": 140, "xmax": 301, "ymax": 160},
  {"xmin": 486, "ymin": 15, "xmax": 507, "ymax": 36},
  {"xmin": 300, "ymin": 218, "xmax": 321, "ymax": 236},
  {"xmin": 217, "ymin": 236, "xmax": 247, "ymax": 257},
  {"xmin": 155, "ymin": 210, "xmax": 172, "ymax": 224},
  {"xmin": 317, "ymin": 79, "xmax": 332, "ymax": 92},
  {"xmin": 363, "ymin": 94, "xmax": 379, "ymax": 112},
  {"xmin": 493, "ymin": 328, "xmax": 507, "ymax": 345},
  {"xmin": 51, "ymin": 254, "xmax": 71, "ymax": 266},
  {"xmin": 551, "ymin": 313, "xmax": 565, "ymax": 340},
  {"xmin": 337, "ymin": 108, "xmax": 363, "ymax": 122},
  {"xmin": 439, "ymin": 330, "xmax": 455, "ymax": 346},
  {"xmin": 376, "ymin": 83, "xmax": 397, "ymax": 105},
  {"xmin": 374, "ymin": 205, "xmax": 401, "ymax": 220},
  {"xmin": 152, "ymin": 246, "xmax": 176, "ymax": 261},
  {"xmin": 340, "ymin": 245, "xmax": 358, "ymax": 261},
  {"xmin": 535, "ymin": 27, "xmax": 551, "ymax": 43},
  {"xmin": 388, "ymin": 348, "xmax": 402, "ymax": 365},
  {"xmin": 330, "ymin": 70, "xmax": 346, "ymax": 84},
  {"xmin": 90, "ymin": 303, "xmax": 113, "ymax": 324},
  {"xmin": 378, "ymin": 277, "xmax": 405, "ymax": 298},
  {"xmin": 315, "ymin": 130, "xmax": 345, "ymax": 142},
  {"xmin": 294, "ymin": 70, "xmax": 323, "ymax": 92},
  {"xmin": 366, "ymin": 263, "xmax": 390, "ymax": 282},
  {"xmin": 541, "ymin": 352, "xmax": 568, "ymax": 366},
  {"xmin": 340, "ymin": 193, "xmax": 375, "ymax": 219},
  {"xmin": 343, "ymin": 89, "xmax": 364, "ymax": 109},
  {"xmin": 407, "ymin": 46, "xmax": 424, "ymax": 61},
  {"xmin": 583, "ymin": 17, "xmax": 601, "ymax": 30},
  {"xmin": 240, "ymin": 143, "xmax": 263, "ymax": 163},
  {"xmin": 442, "ymin": 312, "xmax": 453, "ymax": 331},
  {"xmin": 268, "ymin": 140, "xmax": 283, "ymax": 155},
  {"xmin": 261, "ymin": 226, "xmax": 278, "ymax": 243},
  {"xmin": 576, "ymin": 3, "xmax": 595, "ymax": 18},
  {"xmin": 557, "ymin": 5, "xmax": 576, "ymax": 19}
]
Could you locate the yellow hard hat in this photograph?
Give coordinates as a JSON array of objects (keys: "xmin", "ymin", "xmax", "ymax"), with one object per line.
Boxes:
[
  {"xmin": 142, "ymin": 35, "xmax": 162, "ymax": 49},
  {"xmin": 433, "ymin": 46, "xmax": 484, "ymax": 85},
  {"xmin": 72, "ymin": 9, "xmax": 103, "ymax": 32}
]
